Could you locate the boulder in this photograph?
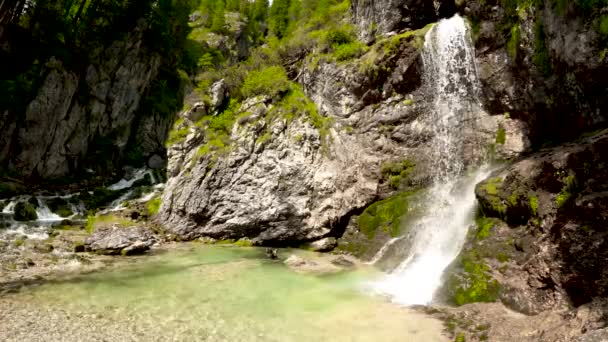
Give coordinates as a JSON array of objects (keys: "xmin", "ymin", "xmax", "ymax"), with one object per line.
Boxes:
[
  {"xmin": 13, "ymin": 202, "xmax": 38, "ymax": 221},
  {"xmin": 85, "ymin": 226, "xmax": 156, "ymax": 256},
  {"xmin": 306, "ymin": 237, "xmax": 337, "ymax": 252}
]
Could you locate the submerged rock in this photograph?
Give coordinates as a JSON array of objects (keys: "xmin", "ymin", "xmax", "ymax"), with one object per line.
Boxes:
[{"xmin": 85, "ymin": 226, "xmax": 156, "ymax": 256}]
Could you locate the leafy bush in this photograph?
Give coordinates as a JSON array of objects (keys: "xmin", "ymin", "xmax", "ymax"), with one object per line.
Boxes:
[{"xmin": 241, "ymin": 66, "xmax": 290, "ymax": 98}]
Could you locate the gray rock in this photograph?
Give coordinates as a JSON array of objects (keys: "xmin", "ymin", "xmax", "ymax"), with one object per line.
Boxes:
[
  {"xmin": 0, "ymin": 21, "xmax": 162, "ymax": 180},
  {"xmin": 351, "ymin": 0, "xmax": 436, "ymax": 43},
  {"xmin": 307, "ymin": 237, "xmax": 337, "ymax": 252},
  {"xmin": 147, "ymin": 154, "xmax": 165, "ymax": 170},
  {"xmin": 210, "ymin": 79, "xmax": 227, "ymax": 112},
  {"xmin": 85, "ymin": 226, "xmax": 156, "ymax": 255},
  {"xmin": 576, "ymin": 328, "xmax": 608, "ymax": 342}
]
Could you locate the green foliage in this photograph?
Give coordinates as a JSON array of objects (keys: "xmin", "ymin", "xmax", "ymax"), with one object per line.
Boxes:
[
  {"xmin": 147, "ymin": 198, "xmax": 162, "ymax": 216},
  {"xmin": 166, "ymin": 118, "xmax": 190, "ymax": 146},
  {"xmin": 210, "ymin": 0, "xmax": 227, "ymax": 33},
  {"xmin": 333, "ymin": 42, "xmax": 367, "ymax": 61},
  {"xmin": 269, "ymin": 0, "xmax": 290, "ymax": 38},
  {"xmin": 357, "ymin": 191, "xmax": 418, "ymax": 239},
  {"xmin": 241, "ymin": 66, "xmax": 290, "ymax": 98},
  {"xmin": 495, "ymin": 126, "xmax": 506, "ymax": 145}
]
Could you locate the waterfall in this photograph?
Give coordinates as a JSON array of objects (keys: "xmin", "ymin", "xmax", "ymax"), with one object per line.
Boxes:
[{"xmin": 371, "ymin": 15, "xmax": 489, "ymax": 305}]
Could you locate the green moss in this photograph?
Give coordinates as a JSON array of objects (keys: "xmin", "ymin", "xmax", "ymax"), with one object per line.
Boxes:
[
  {"xmin": 475, "ymin": 217, "xmax": 495, "ymax": 240},
  {"xmin": 455, "ymin": 333, "xmax": 466, "ymax": 342},
  {"xmin": 333, "ymin": 41, "xmax": 367, "ymax": 61},
  {"xmin": 47, "ymin": 197, "xmax": 74, "ymax": 217},
  {"xmin": 533, "ymin": 19, "xmax": 551, "ymax": 76},
  {"xmin": 13, "ymin": 202, "xmax": 38, "ymax": 221},
  {"xmin": 147, "ymin": 198, "xmax": 162, "ymax": 216},
  {"xmin": 449, "ymin": 250, "xmax": 500, "ymax": 306},
  {"xmin": 14, "ymin": 236, "xmax": 26, "ymax": 247},
  {"xmin": 403, "ymin": 99, "xmax": 413, "ymax": 106},
  {"xmin": 357, "ymin": 190, "xmax": 419, "ymax": 239},
  {"xmin": 506, "ymin": 24, "xmax": 520, "ymax": 60},
  {"xmin": 480, "ymin": 177, "xmax": 502, "ymax": 196},
  {"xmin": 495, "ymin": 126, "xmax": 506, "ymax": 145},
  {"xmin": 234, "ymin": 239, "xmax": 254, "ymax": 247},
  {"xmin": 86, "ymin": 214, "xmax": 133, "ymax": 234},
  {"xmin": 529, "ymin": 195, "xmax": 539, "ymax": 216},
  {"xmin": 380, "ymin": 160, "xmax": 416, "ymax": 190},
  {"xmin": 599, "ymin": 15, "xmax": 608, "ymax": 38},
  {"xmin": 556, "ymin": 174, "xmax": 576, "ymax": 207}
]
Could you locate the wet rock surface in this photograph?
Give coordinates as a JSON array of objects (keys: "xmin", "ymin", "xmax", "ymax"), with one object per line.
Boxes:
[
  {"xmin": 85, "ymin": 226, "xmax": 157, "ymax": 255},
  {"xmin": 439, "ymin": 130, "xmax": 608, "ymax": 339}
]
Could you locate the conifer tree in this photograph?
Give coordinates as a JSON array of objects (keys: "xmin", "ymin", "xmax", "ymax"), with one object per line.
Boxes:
[{"xmin": 268, "ymin": 0, "xmax": 289, "ymax": 38}]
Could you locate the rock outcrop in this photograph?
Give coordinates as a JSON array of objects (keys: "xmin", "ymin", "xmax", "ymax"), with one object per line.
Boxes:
[
  {"xmin": 441, "ymin": 129, "xmax": 608, "ymax": 316},
  {"xmin": 159, "ymin": 21, "xmax": 523, "ymax": 246},
  {"xmin": 85, "ymin": 226, "xmax": 157, "ymax": 256},
  {"xmin": 0, "ymin": 21, "xmax": 166, "ymax": 183}
]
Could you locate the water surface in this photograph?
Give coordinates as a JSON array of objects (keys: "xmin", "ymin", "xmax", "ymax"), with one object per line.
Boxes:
[{"xmin": 1, "ymin": 245, "xmax": 448, "ymax": 341}]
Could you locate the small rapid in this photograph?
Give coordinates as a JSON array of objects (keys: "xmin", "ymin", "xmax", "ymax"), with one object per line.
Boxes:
[{"xmin": 371, "ymin": 15, "xmax": 488, "ymax": 305}]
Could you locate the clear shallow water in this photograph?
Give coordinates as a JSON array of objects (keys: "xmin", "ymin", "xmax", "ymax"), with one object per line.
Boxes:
[{"xmin": 2, "ymin": 246, "xmax": 448, "ymax": 342}]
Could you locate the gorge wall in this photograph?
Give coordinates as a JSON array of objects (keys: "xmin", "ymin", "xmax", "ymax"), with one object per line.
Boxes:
[{"xmin": 0, "ymin": 1, "xmax": 192, "ymax": 193}]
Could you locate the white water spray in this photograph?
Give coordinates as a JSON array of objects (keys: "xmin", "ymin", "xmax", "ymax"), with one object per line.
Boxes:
[{"xmin": 371, "ymin": 15, "xmax": 488, "ymax": 305}]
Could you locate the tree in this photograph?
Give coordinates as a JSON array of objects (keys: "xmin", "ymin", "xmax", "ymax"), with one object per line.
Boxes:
[{"xmin": 269, "ymin": 0, "xmax": 289, "ymax": 38}]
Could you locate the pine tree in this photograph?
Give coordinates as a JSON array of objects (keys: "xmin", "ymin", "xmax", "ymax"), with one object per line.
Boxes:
[{"xmin": 268, "ymin": 0, "xmax": 289, "ymax": 38}]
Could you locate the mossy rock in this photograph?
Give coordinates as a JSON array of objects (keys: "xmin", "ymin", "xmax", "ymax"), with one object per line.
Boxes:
[
  {"xmin": 475, "ymin": 177, "xmax": 534, "ymax": 226},
  {"xmin": 47, "ymin": 197, "xmax": 74, "ymax": 217},
  {"xmin": 79, "ymin": 187, "xmax": 127, "ymax": 211},
  {"xmin": 443, "ymin": 249, "xmax": 501, "ymax": 306},
  {"xmin": 357, "ymin": 190, "xmax": 419, "ymax": 239},
  {"xmin": 14, "ymin": 202, "xmax": 38, "ymax": 221}
]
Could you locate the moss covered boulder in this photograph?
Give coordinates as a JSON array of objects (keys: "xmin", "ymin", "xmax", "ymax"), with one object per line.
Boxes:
[{"xmin": 14, "ymin": 202, "xmax": 38, "ymax": 221}]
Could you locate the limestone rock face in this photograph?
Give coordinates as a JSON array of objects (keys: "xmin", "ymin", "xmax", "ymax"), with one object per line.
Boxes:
[
  {"xmin": 465, "ymin": 1, "xmax": 608, "ymax": 142},
  {"xmin": 0, "ymin": 22, "xmax": 163, "ymax": 181},
  {"xmin": 350, "ymin": 0, "xmax": 437, "ymax": 43},
  {"xmin": 159, "ymin": 28, "xmax": 517, "ymax": 245}
]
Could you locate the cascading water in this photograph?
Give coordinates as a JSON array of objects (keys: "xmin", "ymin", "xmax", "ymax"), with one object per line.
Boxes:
[{"xmin": 371, "ymin": 15, "xmax": 490, "ymax": 305}]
